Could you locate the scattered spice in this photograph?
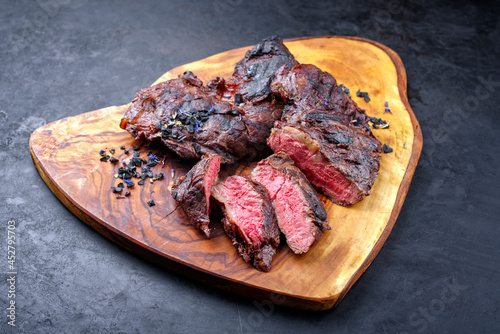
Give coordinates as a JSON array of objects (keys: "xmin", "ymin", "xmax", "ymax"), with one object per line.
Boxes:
[
  {"xmin": 147, "ymin": 200, "xmax": 156, "ymax": 207},
  {"xmin": 100, "ymin": 146, "xmax": 168, "ymax": 197},
  {"xmin": 340, "ymin": 84, "xmax": 350, "ymax": 95},
  {"xmin": 146, "ymin": 159, "xmax": 158, "ymax": 168},
  {"xmin": 111, "ymin": 183, "xmax": 124, "ymax": 193},
  {"xmin": 368, "ymin": 116, "xmax": 389, "ymax": 129},
  {"xmin": 130, "ymin": 157, "xmax": 142, "ymax": 167},
  {"xmin": 383, "ymin": 144, "xmax": 393, "ymax": 153},
  {"xmin": 159, "ymin": 106, "xmax": 213, "ymax": 140},
  {"xmin": 123, "ymin": 178, "xmax": 134, "ymax": 187},
  {"xmin": 147, "ymin": 153, "xmax": 160, "ymax": 164},
  {"xmin": 141, "ymin": 167, "xmax": 153, "ymax": 179},
  {"xmin": 234, "ymin": 93, "xmax": 242, "ymax": 105},
  {"xmin": 132, "ymin": 146, "xmax": 140, "ymax": 151},
  {"xmin": 356, "ymin": 89, "xmax": 370, "ymax": 103}
]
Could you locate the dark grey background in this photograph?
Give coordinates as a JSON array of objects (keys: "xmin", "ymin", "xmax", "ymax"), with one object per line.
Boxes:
[{"xmin": 1, "ymin": 0, "xmax": 499, "ymax": 333}]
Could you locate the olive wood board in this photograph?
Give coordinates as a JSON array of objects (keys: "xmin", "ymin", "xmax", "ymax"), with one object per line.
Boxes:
[{"xmin": 30, "ymin": 36, "xmax": 422, "ymax": 311}]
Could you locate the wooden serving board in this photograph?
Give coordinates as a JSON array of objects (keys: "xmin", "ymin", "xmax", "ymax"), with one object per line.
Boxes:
[{"xmin": 30, "ymin": 36, "xmax": 422, "ymax": 311}]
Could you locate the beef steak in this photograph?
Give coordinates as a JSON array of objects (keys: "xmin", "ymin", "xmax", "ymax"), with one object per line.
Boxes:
[
  {"xmin": 251, "ymin": 153, "xmax": 329, "ymax": 254},
  {"xmin": 120, "ymin": 36, "xmax": 298, "ymax": 164},
  {"xmin": 268, "ymin": 64, "xmax": 382, "ymax": 205},
  {"xmin": 171, "ymin": 154, "xmax": 222, "ymax": 237},
  {"xmin": 211, "ymin": 175, "xmax": 280, "ymax": 272}
]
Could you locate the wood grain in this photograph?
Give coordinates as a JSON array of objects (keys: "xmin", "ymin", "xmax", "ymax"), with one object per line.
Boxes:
[{"xmin": 30, "ymin": 36, "xmax": 422, "ymax": 311}]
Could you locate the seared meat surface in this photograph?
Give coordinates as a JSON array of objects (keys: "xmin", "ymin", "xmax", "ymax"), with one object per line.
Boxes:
[
  {"xmin": 211, "ymin": 175, "xmax": 280, "ymax": 272},
  {"xmin": 171, "ymin": 154, "xmax": 222, "ymax": 238},
  {"xmin": 251, "ymin": 153, "xmax": 329, "ymax": 254},
  {"xmin": 120, "ymin": 36, "xmax": 297, "ymax": 164},
  {"xmin": 268, "ymin": 64, "xmax": 382, "ymax": 205}
]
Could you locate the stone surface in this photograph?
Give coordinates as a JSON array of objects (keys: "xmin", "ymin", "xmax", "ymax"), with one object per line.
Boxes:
[{"xmin": 1, "ymin": 0, "xmax": 499, "ymax": 333}]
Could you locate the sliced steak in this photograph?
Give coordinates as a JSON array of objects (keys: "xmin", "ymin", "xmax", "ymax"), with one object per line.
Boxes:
[
  {"xmin": 120, "ymin": 36, "xmax": 298, "ymax": 164},
  {"xmin": 268, "ymin": 64, "xmax": 382, "ymax": 206},
  {"xmin": 211, "ymin": 175, "xmax": 280, "ymax": 272},
  {"xmin": 251, "ymin": 153, "xmax": 329, "ymax": 254},
  {"xmin": 171, "ymin": 154, "xmax": 222, "ymax": 237}
]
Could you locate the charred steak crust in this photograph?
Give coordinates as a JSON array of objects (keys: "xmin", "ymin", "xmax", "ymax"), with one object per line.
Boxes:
[
  {"xmin": 120, "ymin": 36, "xmax": 298, "ymax": 164},
  {"xmin": 227, "ymin": 35, "xmax": 299, "ymax": 102},
  {"xmin": 251, "ymin": 153, "xmax": 329, "ymax": 254},
  {"xmin": 211, "ymin": 176, "xmax": 280, "ymax": 272},
  {"xmin": 171, "ymin": 154, "xmax": 222, "ymax": 238},
  {"xmin": 268, "ymin": 64, "xmax": 382, "ymax": 206}
]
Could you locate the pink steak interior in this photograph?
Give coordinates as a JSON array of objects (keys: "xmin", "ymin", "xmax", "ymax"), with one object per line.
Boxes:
[
  {"xmin": 212, "ymin": 176, "xmax": 265, "ymax": 247},
  {"xmin": 204, "ymin": 155, "xmax": 222, "ymax": 210},
  {"xmin": 268, "ymin": 127, "xmax": 362, "ymax": 205},
  {"xmin": 252, "ymin": 165, "xmax": 316, "ymax": 253}
]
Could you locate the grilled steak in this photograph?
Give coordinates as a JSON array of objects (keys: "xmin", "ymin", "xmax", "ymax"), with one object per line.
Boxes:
[
  {"xmin": 251, "ymin": 153, "xmax": 329, "ymax": 254},
  {"xmin": 225, "ymin": 35, "xmax": 298, "ymax": 103},
  {"xmin": 211, "ymin": 175, "xmax": 280, "ymax": 272},
  {"xmin": 120, "ymin": 36, "xmax": 297, "ymax": 164},
  {"xmin": 171, "ymin": 154, "xmax": 222, "ymax": 237},
  {"xmin": 268, "ymin": 64, "xmax": 382, "ymax": 206}
]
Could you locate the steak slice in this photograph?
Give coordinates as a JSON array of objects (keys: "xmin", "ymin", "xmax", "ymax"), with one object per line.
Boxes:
[
  {"xmin": 211, "ymin": 175, "xmax": 280, "ymax": 272},
  {"xmin": 251, "ymin": 153, "xmax": 329, "ymax": 254},
  {"xmin": 268, "ymin": 64, "xmax": 382, "ymax": 206},
  {"xmin": 120, "ymin": 36, "xmax": 297, "ymax": 164},
  {"xmin": 171, "ymin": 154, "xmax": 222, "ymax": 238}
]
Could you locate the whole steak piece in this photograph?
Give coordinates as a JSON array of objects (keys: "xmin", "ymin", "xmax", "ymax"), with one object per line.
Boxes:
[
  {"xmin": 211, "ymin": 175, "xmax": 280, "ymax": 272},
  {"xmin": 251, "ymin": 153, "xmax": 329, "ymax": 254},
  {"xmin": 268, "ymin": 64, "xmax": 382, "ymax": 206},
  {"xmin": 171, "ymin": 154, "xmax": 222, "ymax": 238},
  {"xmin": 120, "ymin": 36, "xmax": 298, "ymax": 164}
]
